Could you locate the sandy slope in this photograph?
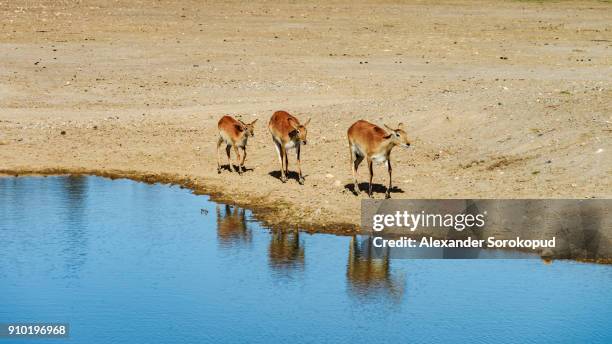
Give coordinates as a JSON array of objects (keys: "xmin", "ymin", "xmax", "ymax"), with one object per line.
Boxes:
[{"xmin": 1, "ymin": 0, "xmax": 610, "ymax": 232}]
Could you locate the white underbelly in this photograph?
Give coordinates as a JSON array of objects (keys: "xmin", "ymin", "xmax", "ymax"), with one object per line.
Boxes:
[
  {"xmin": 371, "ymin": 153, "xmax": 387, "ymax": 164},
  {"xmin": 285, "ymin": 141, "xmax": 297, "ymax": 150}
]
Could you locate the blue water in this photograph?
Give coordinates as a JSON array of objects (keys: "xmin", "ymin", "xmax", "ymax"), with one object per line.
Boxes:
[{"xmin": 0, "ymin": 176, "xmax": 611, "ymax": 343}]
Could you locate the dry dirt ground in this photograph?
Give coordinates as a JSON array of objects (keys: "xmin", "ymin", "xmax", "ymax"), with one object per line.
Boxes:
[{"xmin": 1, "ymin": 0, "xmax": 610, "ymax": 232}]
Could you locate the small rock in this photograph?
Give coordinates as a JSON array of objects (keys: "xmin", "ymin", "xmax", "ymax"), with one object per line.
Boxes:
[
  {"xmin": 325, "ymin": 173, "xmax": 334, "ymax": 179},
  {"xmin": 60, "ymin": 130, "xmax": 66, "ymax": 135}
]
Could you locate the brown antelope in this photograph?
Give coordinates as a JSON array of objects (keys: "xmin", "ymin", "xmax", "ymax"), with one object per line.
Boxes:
[
  {"xmin": 217, "ymin": 115, "xmax": 257, "ymax": 174},
  {"xmin": 268, "ymin": 110, "xmax": 311, "ymax": 184},
  {"xmin": 347, "ymin": 120, "xmax": 411, "ymax": 198}
]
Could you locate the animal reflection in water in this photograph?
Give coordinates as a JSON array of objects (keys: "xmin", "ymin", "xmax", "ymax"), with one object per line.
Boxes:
[
  {"xmin": 216, "ymin": 205, "xmax": 252, "ymax": 247},
  {"xmin": 268, "ymin": 231, "xmax": 305, "ymax": 272},
  {"xmin": 60, "ymin": 175, "xmax": 89, "ymax": 279},
  {"xmin": 347, "ymin": 236, "xmax": 404, "ymax": 300}
]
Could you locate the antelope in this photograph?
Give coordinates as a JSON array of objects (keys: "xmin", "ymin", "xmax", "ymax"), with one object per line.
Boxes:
[
  {"xmin": 216, "ymin": 115, "xmax": 257, "ymax": 174},
  {"xmin": 347, "ymin": 120, "xmax": 411, "ymax": 198},
  {"xmin": 268, "ymin": 110, "xmax": 311, "ymax": 184}
]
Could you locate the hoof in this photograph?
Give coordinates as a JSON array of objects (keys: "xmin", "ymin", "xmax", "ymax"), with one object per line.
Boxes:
[
  {"xmin": 385, "ymin": 193, "xmax": 391, "ymax": 199},
  {"xmin": 298, "ymin": 177, "xmax": 305, "ymax": 185},
  {"xmin": 217, "ymin": 168, "xmax": 221, "ymax": 174},
  {"xmin": 280, "ymin": 177, "xmax": 287, "ymax": 183}
]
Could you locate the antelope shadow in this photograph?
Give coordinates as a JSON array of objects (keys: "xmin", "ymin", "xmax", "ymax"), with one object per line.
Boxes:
[
  {"xmin": 268, "ymin": 170, "xmax": 307, "ymax": 183},
  {"xmin": 344, "ymin": 182, "xmax": 404, "ymax": 196},
  {"xmin": 218, "ymin": 164, "xmax": 254, "ymax": 173}
]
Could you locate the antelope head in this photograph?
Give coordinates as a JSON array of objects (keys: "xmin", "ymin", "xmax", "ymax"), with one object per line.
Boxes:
[
  {"xmin": 238, "ymin": 119, "xmax": 258, "ymax": 138},
  {"xmin": 384, "ymin": 123, "xmax": 411, "ymax": 149},
  {"xmin": 290, "ymin": 118, "xmax": 311, "ymax": 145}
]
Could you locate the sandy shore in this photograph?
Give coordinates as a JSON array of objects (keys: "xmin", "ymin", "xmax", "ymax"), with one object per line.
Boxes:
[{"xmin": 1, "ymin": 0, "xmax": 610, "ymax": 233}]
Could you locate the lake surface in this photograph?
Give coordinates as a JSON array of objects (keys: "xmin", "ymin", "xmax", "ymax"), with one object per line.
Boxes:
[{"xmin": 1, "ymin": 176, "xmax": 611, "ymax": 343}]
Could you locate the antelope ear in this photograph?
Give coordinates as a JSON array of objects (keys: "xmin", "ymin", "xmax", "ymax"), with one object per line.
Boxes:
[
  {"xmin": 384, "ymin": 124, "xmax": 395, "ymax": 132},
  {"xmin": 249, "ymin": 118, "xmax": 258, "ymax": 125},
  {"xmin": 397, "ymin": 122, "xmax": 404, "ymax": 130},
  {"xmin": 302, "ymin": 118, "xmax": 311, "ymax": 127}
]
